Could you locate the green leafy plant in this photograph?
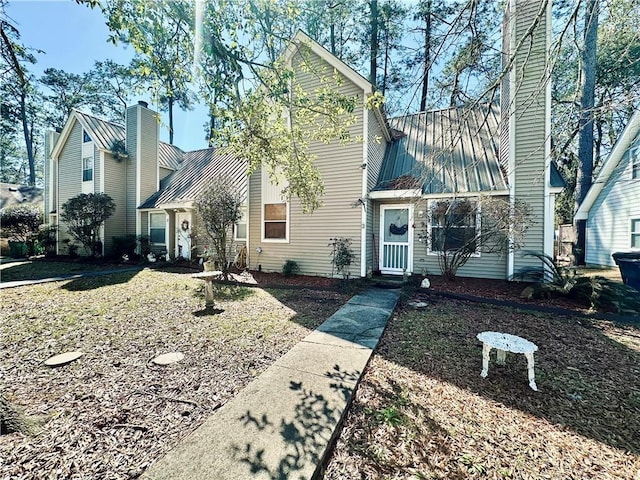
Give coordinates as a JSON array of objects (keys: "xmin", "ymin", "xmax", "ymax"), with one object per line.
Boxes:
[
  {"xmin": 516, "ymin": 251, "xmax": 640, "ymax": 314},
  {"xmin": 282, "ymin": 260, "xmax": 300, "ymax": 277},
  {"xmin": 60, "ymin": 193, "xmax": 115, "ymax": 257},
  {"xmin": 110, "ymin": 139, "xmax": 128, "ymax": 162},
  {"xmin": 111, "ymin": 235, "xmax": 138, "ymax": 260},
  {"xmin": 329, "ymin": 237, "xmax": 355, "ymax": 279},
  {"xmin": 374, "ymin": 406, "xmax": 405, "ymax": 427},
  {"xmin": 37, "ymin": 225, "xmax": 57, "ymax": 257},
  {"xmin": 0, "ymin": 204, "xmax": 43, "ymax": 256}
]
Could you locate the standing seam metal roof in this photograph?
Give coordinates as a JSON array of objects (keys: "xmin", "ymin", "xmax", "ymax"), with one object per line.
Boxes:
[
  {"xmin": 139, "ymin": 148, "xmax": 248, "ymax": 209},
  {"xmin": 72, "ymin": 110, "xmax": 180, "ymax": 171},
  {"xmin": 375, "ymin": 105, "xmax": 507, "ymax": 194}
]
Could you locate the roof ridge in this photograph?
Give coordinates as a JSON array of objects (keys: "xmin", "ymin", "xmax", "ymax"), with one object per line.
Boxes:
[
  {"xmin": 72, "ymin": 109, "xmax": 125, "ymax": 129},
  {"xmin": 389, "ymin": 103, "xmax": 498, "ymax": 122}
]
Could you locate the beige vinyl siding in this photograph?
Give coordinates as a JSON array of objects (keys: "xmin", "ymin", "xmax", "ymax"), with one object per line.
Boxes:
[
  {"xmin": 160, "ymin": 167, "xmax": 173, "ymax": 181},
  {"xmin": 372, "ymin": 199, "xmax": 508, "ymax": 279},
  {"xmin": 56, "ymin": 121, "xmax": 83, "ymax": 253},
  {"xmin": 366, "ymin": 109, "xmax": 388, "ymax": 273},
  {"xmin": 511, "ymin": 0, "xmax": 549, "ymax": 274},
  {"xmin": 138, "ymin": 107, "xmax": 159, "ymax": 206},
  {"xmin": 102, "ymin": 152, "xmax": 128, "ymax": 256},
  {"xmin": 126, "ymin": 108, "xmax": 138, "ymax": 234},
  {"xmin": 586, "ymin": 137, "xmax": 640, "ymax": 266},
  {"xmin": 248, "ymin": 49, "xmax": 365, "ymax": 277}
]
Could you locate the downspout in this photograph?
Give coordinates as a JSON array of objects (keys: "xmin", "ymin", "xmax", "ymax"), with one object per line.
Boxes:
[
  {"xmin": 506, "ymin": 0, "xmax": 517, "ymax": 280},
  {"xmin": 361, "ymin": 95, "xmax": 369, "ymax": 278}
]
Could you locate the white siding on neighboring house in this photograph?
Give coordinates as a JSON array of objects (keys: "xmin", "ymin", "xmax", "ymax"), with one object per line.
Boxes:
[
  {"xmin": 586, "ymin": 137, "xmax": 640, "ymax": 266},
  {"xmin": 248, "ymin": 48, "xmax": 366, "ymax": 277}
]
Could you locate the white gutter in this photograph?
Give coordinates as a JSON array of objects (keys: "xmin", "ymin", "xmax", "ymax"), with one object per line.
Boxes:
[{"xmin": 361, "ymin": 97, "xmax": 368, "ymax": 278}]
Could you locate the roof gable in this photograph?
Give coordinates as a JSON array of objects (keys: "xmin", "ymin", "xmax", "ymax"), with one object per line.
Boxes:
[{"xmin": 575, "ymin": 109, "xmax": 640, "ymax": 220}]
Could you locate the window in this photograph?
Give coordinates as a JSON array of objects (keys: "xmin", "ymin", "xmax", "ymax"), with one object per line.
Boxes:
[
  {"xmin": 264, "ymin": 203, "xmax": 287, "ymax": 240},
  {"xmin": 429, "ymin": 199, "xmax": 479, "ymax": 253},
  {"xmin": 83, "ymin": 130, "xmax": 92, "ymax": 143},
  {"xmin": 632, "ymin": 219, "xmax": 640, "ymax": 249},
  {"xmin": 632, "ymin": 146, "xmax": 639, "ymax": 179},
  {"xmin": 234, "ymin": 207, "xmax": 247, "ymax": 241},
  {"xmin": 149, "ymin": 213, "xmax": 166, "ymax": 244},
  {"xmin": 82, "ymin": 156, "xmax": 93, "ymax": 182}
]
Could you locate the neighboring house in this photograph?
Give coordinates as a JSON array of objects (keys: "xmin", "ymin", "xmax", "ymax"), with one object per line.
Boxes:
[
  {"xmin": 44, "ymin": 104, "xmax": 246, "ymax": 259},
  {"xmin": 574, "ymin": 110, "xmax": 640, "ymax": 267},
  {"xmin": 44, "ymin": 0, "xmax": 560, "ymax": 280},
  {"xmin": 0, "ymin": 183, "xmax": 43, "ymax": 210}
]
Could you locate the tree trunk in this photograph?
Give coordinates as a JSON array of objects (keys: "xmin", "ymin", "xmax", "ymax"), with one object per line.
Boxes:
[
  {"xmin": 574, "ymin": 0, "xmax": 599, "ymax": 265},
  {"xmin": 330, "ymin": 23, "xmax": 336, "ymax": 56},
  {"xmin": 420, "ymin": 0, "xmax": 432, "ymax": 111},
  {"xmin": 369, "ymin": 0, "xmax": 378, "ymax": 86},
  {"xmin": 19, "ymin": 91, "xmax": 36, "ymax": 186},
  {"xmin": 168, "ymin": 97, "xmax": 174, "ymax": 145}
]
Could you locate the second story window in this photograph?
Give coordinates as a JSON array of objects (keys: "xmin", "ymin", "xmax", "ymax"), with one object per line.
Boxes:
[
  {"xmin": 632, "ymin": 146, "xmax": 639, "ymax": 180},
  {"xmin": 82, "ymin": 156, "xmax": 93, "ymax": 182},
  {"xmin": 83, "ymin": 131, "xmax": 92, "ymax": 143}
]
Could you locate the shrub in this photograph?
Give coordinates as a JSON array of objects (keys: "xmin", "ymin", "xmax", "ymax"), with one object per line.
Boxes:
[
  {"xmin": 112, "ymin": 235, "xmax": 138, "ymax": 259},
  {"xmin": 282, "ymin": 260, "xmax": 300, "ymax": 276},
  {"xmin": 0, "ymin": 204, "xmax": 43, "ymax": 256},
  {"xmin": 516, "ymin": 251, "xmax": 640, "ymax": 314},
  {"xmin": 329, "ymin": 237, "xmax": 356, "ymax": 279},
  {"xmin": 60, "ymin": 193, "xmax": 115, "ymax": 257},
  {"xmin": 37, "ymin": 225, "xmax": 57, "ymax": 256}
]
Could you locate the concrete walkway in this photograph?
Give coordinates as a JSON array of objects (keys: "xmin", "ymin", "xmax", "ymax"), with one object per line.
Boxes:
[{"xmin": 142, "ymin": 287, "xmax": 400, "ymax": 480}]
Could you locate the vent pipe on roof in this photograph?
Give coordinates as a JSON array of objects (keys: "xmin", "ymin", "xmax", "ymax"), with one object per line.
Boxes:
[{"xmin": 138, "ymin": 100, "xmax": 148, "ymax": 108}]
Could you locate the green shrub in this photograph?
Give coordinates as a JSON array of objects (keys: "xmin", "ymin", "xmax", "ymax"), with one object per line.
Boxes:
[
  {"xmin": 516, "ymin": 251, "xmax": 640, "ymax": 314},
  {"xmin": 0, "ymin": 204, "xmax": 43, "ymax": 256},
  {"xmin": 37, "ymin": 225, "xmax": 57, "ymax": 256},
  {"xmin": 112, "ymin": 235, "xmax": 138, "ymax": 259},
  {"xmin": 282, "ymin": 260, "xmax": 300, "ymax": 277},
  {"xmin": 329, "ymin": 237, "xmax": 355, "ymax": 279}
]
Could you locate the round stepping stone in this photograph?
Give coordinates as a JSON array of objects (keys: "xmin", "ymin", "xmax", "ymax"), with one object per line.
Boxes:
[
  {"xmin": 152, "ymin": 352, "xmax": 184, "ymax": 366},
  {"xmin": 44, "ymin": 351, "xmax": 84, "ymax": 367},
  {"xmin": 408, "ymin": 301, "xmax": 429, "ymax": 309}
]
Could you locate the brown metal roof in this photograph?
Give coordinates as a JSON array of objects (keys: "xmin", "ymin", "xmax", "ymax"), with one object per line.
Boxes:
[
  {"xmin": 375, "ymin": 105, "xmax": 507, "ymax": 194},
  {"xmin": 139, "ymin": 148, "xmax": 248, "ymax": 209}
]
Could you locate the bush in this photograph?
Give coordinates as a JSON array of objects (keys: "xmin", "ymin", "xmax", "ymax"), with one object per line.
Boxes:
[
  {"xmin": 0, "ymin": 204, "xmax": 43, "ymax": 256},
  {"xmin": 112, "ymin": 235, "xmax": 138, "ymax": 259},
  {"xmin": 37, "ymin": 225, "xmax": 57, "ymax": 256},
  {"xmin": 516, "ymin": 251, "xmax": 640, "ymax": 314},
  {"xmin": 282, "ymin": 260, "xmax": 300, "ymax": 276},
  {"xmin": 60, "ymin": 193, "xmax": 115, "ymax": 257},
  {"xmin": 329, "ymin": 237, "xmax": 356, "ymax": 279}
]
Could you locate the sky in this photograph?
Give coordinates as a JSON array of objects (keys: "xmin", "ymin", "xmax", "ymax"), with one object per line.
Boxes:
[{"xmin": 6, "ymin": 0, "xmax": 210, "ymax": 151}]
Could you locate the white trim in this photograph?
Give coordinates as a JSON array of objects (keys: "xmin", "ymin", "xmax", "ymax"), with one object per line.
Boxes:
[
  {"xmin": 575, "ymin": 110, "xmax": 640, "ymax": 220},
  {"xmin": 149, "ymin": 211, "xmax": 168, "ymax": 246},
  {"xmin": 507, "ymin": 0, "xmax": 517, "ymax": 280},
  {"xmin": 99, "ymin": 151, "xmax": 105, "ymax": 193},
  {"xmin": 543, "ymin": 0, "xmax": 553, "ymax": 263},
  {"xmin": 246, "ymin": 175, "xmax": 251, "ymax": 266},
  {"xmin": 379, "ymin": 203, "xmax": 414, "ymax": 275},
  {"xmin": 261, "ymin": 201, "xmax": 290, "ymax": 243},
  {"xmin": 370, "ymin": 189, "xmax": 422, "ymax": 199},
  {"xmin": 153, "ymin": 201, "xmax": 194, "ymax": 210},
  {"xmin": 360, "ymin": 99, "xmax": 368, "ymax": 278},
  {"xmin": 631, "ymin": 218, "xmax": 640, "ymax": 250}
]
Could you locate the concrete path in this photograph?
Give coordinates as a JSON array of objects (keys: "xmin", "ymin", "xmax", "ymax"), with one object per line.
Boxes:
[
  {"xmin": 142, "ymin": 287, "xmax": 400, "ymax": 480},
  {"xmin": 0, "ymin": 267, "xmax": 142, "ymax": 289}
]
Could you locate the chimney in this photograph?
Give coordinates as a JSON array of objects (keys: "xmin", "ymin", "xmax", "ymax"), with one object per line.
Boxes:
[
  {"xmin": 502, "ymin": 0, "xmax": 552, "ymax": 278},
  {"xmin": 125, "ymin": 102, "xmax": 159, "ymax": 236}
]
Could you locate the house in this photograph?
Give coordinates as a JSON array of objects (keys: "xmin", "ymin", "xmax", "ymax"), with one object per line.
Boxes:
[
  {"xmin": 574, "ymin": 110, "xmax": 640, "ymax": 266},
  {"xmin": 44, "ymin": 0, "xmax": 559, "ymax": 280},
  {"xmin": 244, "ymin": 0, "xmax": 560, "ymax": 280},
  {"xmin": 44, "ymin": 104, "xmax": 247, "ymax": 260}
]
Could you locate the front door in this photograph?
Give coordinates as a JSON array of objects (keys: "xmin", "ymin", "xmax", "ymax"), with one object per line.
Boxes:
[
  {"xmin": 175, "ymin": 212, "xmax": 192, "ymax": 260},
  {"xmin": 380, "ymin": 205, "xmax": 413, "ymax": 275}
]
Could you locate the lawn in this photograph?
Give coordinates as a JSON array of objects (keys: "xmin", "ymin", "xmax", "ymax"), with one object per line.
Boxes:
[
  {"xmin": 0, "ymin": 267, "xmax": 349, "ymax": 479},
  {"xmin": 324, "ymin": 295, "xmax": 640, "ymax": 479},
  {"xmin": 0, "ymin": 258, "xmax": 132, "ymax": 282}
]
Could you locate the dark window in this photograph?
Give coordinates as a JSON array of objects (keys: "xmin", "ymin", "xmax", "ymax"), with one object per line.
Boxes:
[
  {"xmin": 82, "ymin": 156, "xmax": 93, "ymax": 182},
  {"xmin": 149, "ymin": 213, "xmax": 166, "ymax": 244},
  {"xmin": 430, "ymin": 200, "xmax": 478, "ymax": 253},
  {"xmin": 264, "ymin": 203, "xmax": 287, "ymax": 240},
  {"xmin": 83, "ymin": 131, "xmax": 92, "ymax": 143}
]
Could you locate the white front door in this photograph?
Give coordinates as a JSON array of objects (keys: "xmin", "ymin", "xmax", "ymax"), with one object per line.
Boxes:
[
  {"xmin": 379, "ymin": 204, "xmax": 413, "ymax": 275},
  {"xmin": 175, "ymin": 212, "xmax": 192, "ymax": 260}
]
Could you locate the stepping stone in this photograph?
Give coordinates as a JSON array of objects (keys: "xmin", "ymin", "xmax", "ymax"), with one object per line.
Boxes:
[
  {"xmin": 152, "ymin": 352, "xmax": 184, "ymax": 366},
  {"xmin": 408, "ymin": 301, "xmax": 429, "ymax": 309},
  {"xmin": 44, "ymin": 351, "xmax": 84, "ymax": 367}
]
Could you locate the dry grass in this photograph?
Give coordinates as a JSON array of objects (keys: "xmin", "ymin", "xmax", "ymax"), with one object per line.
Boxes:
[
  {"xmin": 0, "ymin": 267, "xmax": 349, "ymax": 479},
  {"xmin": 324, "ymin": 296, "xmax": 640, "ymax": 480}
]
